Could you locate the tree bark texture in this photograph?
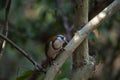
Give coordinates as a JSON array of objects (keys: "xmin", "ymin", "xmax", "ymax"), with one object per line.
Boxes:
[{"xmin": 72, "ymin": 0, "xmax": 89, "ymax": 72}]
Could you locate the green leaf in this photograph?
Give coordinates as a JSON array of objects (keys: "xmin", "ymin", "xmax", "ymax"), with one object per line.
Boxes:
[
  {"xmin": 16, "ymin": 70, "xmax": 33, "ymax": 80},
  {"xmin": 61, "ymin": 78, "xmax": 69, "ymax": 80}
]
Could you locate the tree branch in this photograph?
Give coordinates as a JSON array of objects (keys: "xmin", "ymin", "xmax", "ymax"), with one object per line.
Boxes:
[
  {"xmin": 0, "ymin": 33, "xmax": 46, "ymax": 73},
  {"xmin": 56, "ymin": 0, "xmax": 72, "ymax": 40},
  {"xmin": 0, "ymin": 0, "xmax": 11, "ymax": 58},
  {"xmin": 89, "ymin": 0, "xmax": 114, "ymax": 20},
  {"xmin": 44, "ymin": 0, "xmax": 120, "ymax": 80},
  {"xmin": 56, "ymin": 0, "xmax": 69, "ymax": 30}
]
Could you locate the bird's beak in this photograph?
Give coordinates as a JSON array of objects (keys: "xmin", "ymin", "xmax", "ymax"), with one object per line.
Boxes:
[
  {"xmin": 64, "ymin": 40, "xmax": 68, "ymax": 44},
  {"xmin": 63, "ymin": 40, "xmax": 68, "ymax": 47}
]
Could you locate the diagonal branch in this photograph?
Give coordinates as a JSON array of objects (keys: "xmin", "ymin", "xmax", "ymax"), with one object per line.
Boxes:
[
  {"xmin": 0, "ymin": 33, "xmax": 46, "ymax": 73},
  {"xmin": 89, "ymin": 0, "xmax": 114, "ymax": 19},
  {"xmin": 44, "ymin": 0, "xmax": 120, "ymax": 80}
]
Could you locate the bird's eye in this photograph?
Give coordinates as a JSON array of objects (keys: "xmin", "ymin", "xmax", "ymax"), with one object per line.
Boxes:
[
  {"xmin": 57, "ymin": 35, "xmax": 65, "ymax": 40},
  {"xmin": 61, "ymin": 37, "xmax": 64, "ymax": 40}
]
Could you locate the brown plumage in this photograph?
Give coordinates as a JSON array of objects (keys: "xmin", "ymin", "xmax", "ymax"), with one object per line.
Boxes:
[{"xmin": 45, "ymin": 35, "xmax": 67, "ymax": 65}]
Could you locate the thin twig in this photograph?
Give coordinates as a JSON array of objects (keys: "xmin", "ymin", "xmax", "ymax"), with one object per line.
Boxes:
[
  {"xmin": 56, "ymin": 0, "xmax": 69, "ymax": 30},
  {"xmin": 0, "ymin": 33, "xmax": 46, "ymax": 73},
  {"xmin": 56, "ymin": 0, "xmax": 72, "ymax": 39},
  {"xmin": 0, "ymin": 0, "xmax": 11, "ymax": 57}
]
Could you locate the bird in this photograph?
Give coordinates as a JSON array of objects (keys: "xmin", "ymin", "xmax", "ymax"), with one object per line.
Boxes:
[{"xmin": 45, "ymin": 34, "xmax": 68, "ymax": 66}]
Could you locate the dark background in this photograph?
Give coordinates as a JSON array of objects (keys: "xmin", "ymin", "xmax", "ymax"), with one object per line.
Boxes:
[{"xmin": 0, "ymin": 0, "xmax": 120, "ymax": 80}]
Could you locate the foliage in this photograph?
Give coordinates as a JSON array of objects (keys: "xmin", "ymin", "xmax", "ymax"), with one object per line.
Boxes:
[
  {"xmin": 16, "ymin": 70, "xmax": 33, "ymax": 80},
  {"xmin": 0, "ymin": 0, "xmax": 120, "ymax": 80}
]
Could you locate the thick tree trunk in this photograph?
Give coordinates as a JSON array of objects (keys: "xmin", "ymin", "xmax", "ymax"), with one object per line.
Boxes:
[
  {"xmin": 72, "ymin": 0, "xmax": 89, "ymax": 71},
  {"xmin": 71, "ymin": 0, "xmax": 90, "ymax": 80}
]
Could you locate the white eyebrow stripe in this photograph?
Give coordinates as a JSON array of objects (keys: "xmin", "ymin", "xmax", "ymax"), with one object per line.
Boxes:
[{"xmin": 57, "ymin": 37, "xmax": 63, "ymax": 41}]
